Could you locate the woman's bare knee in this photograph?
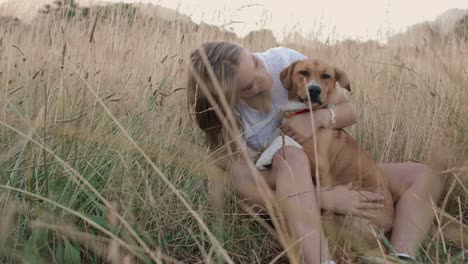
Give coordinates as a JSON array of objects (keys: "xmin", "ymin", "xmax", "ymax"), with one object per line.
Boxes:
[
  {"xmin": 271, "ymin": 146, "xmax": 315, "ymax": 199},
  {"xmin": 383, "ymin": 162, "xmax": 442, "ymax": 202},
  {"xmin": 410, "ymin": 163, "xmax": 442, "ymax": 201},
  {"xmin": 272, "ymin": 146, "xmax": 309, "ymax": 168}
]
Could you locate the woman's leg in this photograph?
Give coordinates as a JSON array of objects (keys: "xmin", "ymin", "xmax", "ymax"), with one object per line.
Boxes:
[
  {"xmin": 380, "ymin": 162, "xmax": 442, "ymax": 258},
  {"xmin": 272, "ymin": 146, "xmax": 330, "ymax": 264}
]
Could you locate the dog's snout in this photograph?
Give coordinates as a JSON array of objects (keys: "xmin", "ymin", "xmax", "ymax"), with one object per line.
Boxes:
[{"xmin": 308, "ymin": 84, "xmax": 321, "ymax": 96}]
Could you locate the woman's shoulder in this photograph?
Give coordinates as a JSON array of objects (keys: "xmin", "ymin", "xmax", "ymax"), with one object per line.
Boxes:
[
  {"xmin": 256, "ymin": 47, "xmax": 307, "ymax": 72},
  {"xmin": 258, "ymin": 47, "xmax": 306, "ymax": 63}
]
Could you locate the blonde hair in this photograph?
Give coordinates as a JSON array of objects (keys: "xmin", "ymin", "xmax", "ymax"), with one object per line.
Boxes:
[{"xmin": 187, "ymin": 41, "xmax": 244, "ymax": 158}]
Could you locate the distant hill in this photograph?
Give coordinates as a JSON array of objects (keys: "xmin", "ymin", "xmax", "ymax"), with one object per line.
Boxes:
[
  {"xmin": 132, "ymin": 3, "xmax": 193, "ymax": 25},
  {"xmin": 0, "ymin": 0, "xmax": 237, "ymax": 39},
  {"xmin": 243, "ymin": 29, "xmax": 278, "ymax": 51},
  {"xmin": 388, "ymin": 8, "xmax": 468, "ymax": 46},
  {"xmin": 454, "ymin": 13, "xmax": 468, "ymax": 41},
  {"xmin": 435, "ymin": 8, "xmax": 468, "ymax": 35},
  {"xmin": 0, "ymin": 14, "xmax": 20, "ymax": 25},
  {"xmin": 2, "ymin": 1, "xmax": 466, "ymax": 47},
  {"xmin": 0, "ymin": 0, "xmax": 104, "ymax": 21},
  {"xmin": 0, "ymin": 0, "xmax": 52, "ymax": 21},
  {"xmin": 0, "ymin": 1, "xmax": 193, "ymax": 23}
]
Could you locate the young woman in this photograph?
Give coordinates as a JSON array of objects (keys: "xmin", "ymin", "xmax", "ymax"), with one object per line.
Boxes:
[{"xmin": 186, "ymin": 41, "xmax": 441, "ymax": 263}]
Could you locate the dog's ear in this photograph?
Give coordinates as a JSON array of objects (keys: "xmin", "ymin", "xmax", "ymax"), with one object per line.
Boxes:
[
  {"xmin": 334, "ymin": 67, "xmax": 351, "ymax": 91},
  {"xmin": 280, "ymin": 61, "xmax": 298, "ymax": 90}
]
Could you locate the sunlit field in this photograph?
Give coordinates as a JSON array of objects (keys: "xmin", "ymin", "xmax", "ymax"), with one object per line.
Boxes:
[{"xmin": 0, "ymin": 3, "xmax": 467, "ymax": 263}]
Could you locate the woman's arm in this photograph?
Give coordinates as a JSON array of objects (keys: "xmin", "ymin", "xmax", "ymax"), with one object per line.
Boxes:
[
  {"xmin": 314, "ymin": 88, "xmax": 357, "ymax": 129},
  {"xmin": 281, "ymin": 88, "xmax": 357, "ymax": 143}
]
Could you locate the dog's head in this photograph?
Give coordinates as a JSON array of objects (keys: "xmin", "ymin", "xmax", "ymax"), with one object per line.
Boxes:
[{"xmin": 280, "ymin": 59, "xmax": 350, "ymax": 109}]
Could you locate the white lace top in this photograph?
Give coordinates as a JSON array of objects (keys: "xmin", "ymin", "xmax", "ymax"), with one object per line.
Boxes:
[{"xmin": 235, "ymin": 47, "xmax": 307, "ymax": 158}]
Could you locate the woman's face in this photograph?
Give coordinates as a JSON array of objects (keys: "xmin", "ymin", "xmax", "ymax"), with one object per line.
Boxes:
[{"xmin": 235, "ymin": 50, "xmax": 273, "ymax": 99}]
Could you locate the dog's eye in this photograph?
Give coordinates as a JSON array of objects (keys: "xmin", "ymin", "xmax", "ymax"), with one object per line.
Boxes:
[
  {"xmin": 321, "ymin": 73, "xmax": 331, "ymax": 79},
  {"xmin": 299, "ymin": 70, "xmax": 310, "ymax": 77}
]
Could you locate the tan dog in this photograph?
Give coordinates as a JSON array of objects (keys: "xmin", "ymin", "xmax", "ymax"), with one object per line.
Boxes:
[{"xmin": 280, "ymin": 59, "xmax": 394, "ymax": 254}]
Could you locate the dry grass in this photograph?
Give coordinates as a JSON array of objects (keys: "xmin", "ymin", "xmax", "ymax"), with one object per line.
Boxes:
[{"xmin": 0, "ymin": 3, "xmax": 467, "ymax": 263}]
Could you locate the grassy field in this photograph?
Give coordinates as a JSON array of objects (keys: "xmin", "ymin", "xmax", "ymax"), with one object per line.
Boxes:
[{"xmin": 0, "ymin": 4, "xmax": 467, "ymax": 263}]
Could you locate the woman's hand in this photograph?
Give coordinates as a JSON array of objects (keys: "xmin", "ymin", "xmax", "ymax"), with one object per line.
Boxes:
[
  {"xmin": 319, "ymin": 183, "xmax": 385, "ymax": 219},
  {"xmin": 280, "ymin": 88, "xmax": 358, "ymax": 144},
  {"xmin": 280, "ymin": 110, "xmax": 326, "ymax": 144}
]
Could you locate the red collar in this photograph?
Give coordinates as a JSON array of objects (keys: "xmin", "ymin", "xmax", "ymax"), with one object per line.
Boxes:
[{"xmin": 284, "ymin": 109, "xmax": 310, "ymax": 119}]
